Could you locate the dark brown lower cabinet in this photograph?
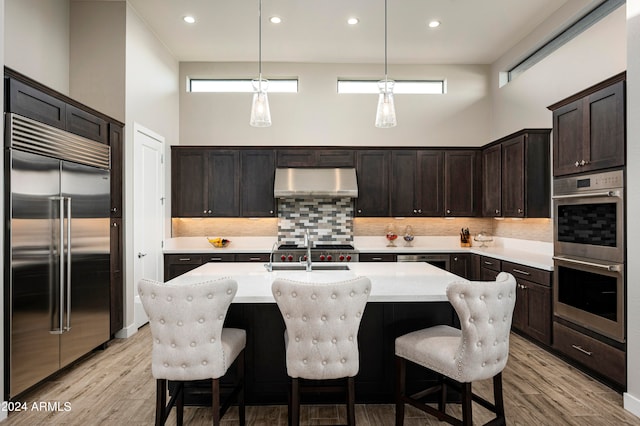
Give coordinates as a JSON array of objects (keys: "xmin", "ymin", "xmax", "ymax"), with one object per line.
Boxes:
[
  {"xmin": 553, "ymin": 321, "xmax": 625, "ymax": 389},
  {"xmin": 164, "ymin": 253, "xmax": 271, "ymax": 280},
  {"xmin": 110, "ymin": 218, "xmax": 123, "ymax": 335},
  {"xmin": 449, "ymin": 254, "xmax": 471, "ymax": 279},
  {"xmin": 502, "ymin": 261, "xmax": 552, "ymax": 346}
]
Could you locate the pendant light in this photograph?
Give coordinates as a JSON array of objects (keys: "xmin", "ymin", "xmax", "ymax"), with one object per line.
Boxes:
[
  {"xmin": 250, "ymin": 0, "xmax": 272, "ymax": 127},
  {"xmin": 375, "ymin": 0, "xmax": 397, "ymax": 128}
]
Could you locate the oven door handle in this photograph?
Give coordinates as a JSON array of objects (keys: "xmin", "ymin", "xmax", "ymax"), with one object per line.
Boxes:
[
  {"xmin": 553, "ymin": 256, "xmax": 622, "ymax": 272},
  {"xmin": 552, "ymin": 190, "xmax": 621, "ymax": 200}
]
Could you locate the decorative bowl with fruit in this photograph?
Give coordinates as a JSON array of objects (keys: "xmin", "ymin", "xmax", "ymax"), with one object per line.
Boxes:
[{"xmin": 208, "ymin": 237, "xmax": 231, "ymax": 248}]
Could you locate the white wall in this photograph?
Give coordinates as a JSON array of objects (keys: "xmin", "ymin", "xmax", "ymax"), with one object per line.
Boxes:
[
  {"xmin": 123, "ymin": 3, "xmax": 179, "ymax": 334},
  {"xmin": 625, "ymin": 0, "xmax": 640, "ymax": 417},
  {"xmin": 4, "ymin": 0, "xmax": 70, "ymax": 94},
  {"xmin": 70, "ymin": 1, "xmax": 126, "ymax": 122},
  {"xmin": 180, "ymin": 62, "xmax": 492, "ymax": 147},
  {"xmin": 490, "ymin": 6, "xmax": 626, "ymax": 138}
]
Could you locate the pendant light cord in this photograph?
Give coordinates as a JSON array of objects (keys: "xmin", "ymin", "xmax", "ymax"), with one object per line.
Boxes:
[
  {"xmin": 384, "ymin": 0, "xmax": 388, "ymax": 80},
  {"xmin": 258, "ymin": 0, "xmax": 263, "ymax": 77}
]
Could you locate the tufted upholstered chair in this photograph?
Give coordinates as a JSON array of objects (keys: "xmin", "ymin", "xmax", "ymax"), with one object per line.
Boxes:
[
  {"xmin": 138, "ymin": 277, "xmax": 246, "ymax": 426},
  {"xmin": 272, "ymin": 276, "xmax": 371, "ymax": 426},
  {"xmin": 395, "ymin": 272, "xmax": 517, "ymax": 426}
]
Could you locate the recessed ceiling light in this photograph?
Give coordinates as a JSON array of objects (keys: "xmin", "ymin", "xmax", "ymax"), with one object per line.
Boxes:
[
  {"xmin": 347, "ymin": 17, "xmax": 359, "ymax": 25},
  {"xmin": 428, "ymin": 20, "xmax": 441, "ymax": 28},
  {"xmin": 183, "ymin": 16, "xmax": 196, "ymax": 24},
  {"xmin": 270, "ymin": 16, "xmax": 282, "ymax": 24}
]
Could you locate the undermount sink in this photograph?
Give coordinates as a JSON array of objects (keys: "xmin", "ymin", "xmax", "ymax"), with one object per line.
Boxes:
[{"xmin": 268, "ymin": 263, "xmax": 350, "ymax": 271}]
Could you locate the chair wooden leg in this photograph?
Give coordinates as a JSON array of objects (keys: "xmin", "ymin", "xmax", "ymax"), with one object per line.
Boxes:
[
  {"xmin": 212, "ymin": 378, "xmax": 220, "ymax": 426},
  {"xmin": 461, "ymin": 382, "xmax": 473, "ymax": 426},
  {"xmin": 438, "ymin": 374, "xmax": 447, "ymax": 413},
  {"xmin": 290, "ymin": 378, "xmax": 300, "ymax": 426},
  {"xmin": 493, "ymin": 372, "xmax": 506, "ymax": 425},
  {"xmin": 156, "ymin": 379, "xmax": 167, "ymax": 426},
  {"xmin": 176, "ymin": 382, "xmax": 184, "ymax": 426},
  {"xmin": 346, "ymin": 377, "xmax": 356, "ymax": 426},
  {"xmin": 395, "ymin": 356, "xmax": 405, "ymax": 426},
  {"xmin": 238, "ymin": 350, "xmax": 246, "ymax": 426}
]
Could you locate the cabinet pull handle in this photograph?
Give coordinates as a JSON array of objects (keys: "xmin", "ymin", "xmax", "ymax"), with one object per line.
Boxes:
[
  {"xmin": 483, "ymin": 261, "xmax": 493, "ymax": 266},
  {"xmin": 371, "ymin": 257, "xmax": 383, "ymax": 261},
  {"xmin": 179, "ymin": 258, "xmax": 191, "ymax": 261},
  {"xmin": 249, "ymin": 257, "xmax": 261, "ymax": 261},
  {"xmin": 571, "ymin": 344, "xmax": 593, "ymax": 356},
  {"xmin": 512, "ymin": 268, "xmax": 530, "ymax": 276},
  {"xmin": 210, "ymin": 257, "xmax": 223, "ymax": 261}
]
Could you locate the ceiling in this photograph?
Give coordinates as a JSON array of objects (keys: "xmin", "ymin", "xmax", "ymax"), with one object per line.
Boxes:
[{"xmin": 124, "ymin": 0, "xmax": 604, "ymax": 65}]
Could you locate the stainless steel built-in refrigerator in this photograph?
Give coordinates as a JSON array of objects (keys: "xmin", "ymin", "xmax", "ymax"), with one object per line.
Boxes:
[{"xmin": 5, "ymin": 113, "xmax": 111, "ymax": 398}]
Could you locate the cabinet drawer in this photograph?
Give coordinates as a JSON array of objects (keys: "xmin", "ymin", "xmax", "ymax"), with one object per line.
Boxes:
[
  {"xmin": 164, "ymin": 254, "xmax": 203, "ymax": 264},
  {"xmin": 359, "ymin": 253, "xmax": 396, "ymax": 262},
  {"xmin": 480, "ymin": 256, "xmax": 501, "ymax": 272},
  {"xmin": 502, "ymin": 261, "xmax": 551, "ymax": 286},
  {"xmin": 235, "ymin": 253, "xmax": 270, "ymax": 262},
  {"xmin": 66, "ymin": 104, "xmax": 108, "ymax": 144},
  {"xmin": 203, "ymin": 254, "xmax": 235, "ymax": 262},
  {"xmin": 553, "ymin": 322, "xmax": 625, "ymax": 387}
]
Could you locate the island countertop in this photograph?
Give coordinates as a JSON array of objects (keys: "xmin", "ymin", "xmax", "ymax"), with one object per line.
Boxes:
[{"xmin": 168, "ymin": 261, "xmax": 465, "ymax": 303}]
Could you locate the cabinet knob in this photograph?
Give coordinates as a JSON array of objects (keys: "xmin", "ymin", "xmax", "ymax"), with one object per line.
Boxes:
[
  {"xmin": 446, "ymin": 209, "xmax": 451, "ymax": 214},
  {"xmin": 518, "ymin": 208, "xmax": 523, "ymax": 213},
  {"xmin": 203, "ymin": 210, "xmax": 207, "ymax": 214},
  {"xmin": 357, "ymin": 209, "xmax": 362, "ymax": 214},
  {"xmin": 413, "ymin": 209, "xmax": 417, "ymax": 214},
  {"xmin": 580, "ymin": 160, "xmax": 586, "ymax": 166},
  {"xmin": 207, "ymin": 209, "xmax": 212, "ymax": 214},
  {"xmin": 495, "ymin": 209, "xmax": 500, "ymax": 214},
  {"xmin": 575, "ymin": 161, "xmax": 580, "ymax": 167},
  {"xmin": 269, "ymin": 210, "xmax": 274, "ymax": 214},
  {"xmin": 417, "ymin": 209, "xmax": 422, "ymax": 214},
  {"xmin": 112, "ymin": 222, "xmax": 118, "ymax": 227},
  {"xmin": 111, "ymin": 207, "xmax": 118, "ymax": 212}
]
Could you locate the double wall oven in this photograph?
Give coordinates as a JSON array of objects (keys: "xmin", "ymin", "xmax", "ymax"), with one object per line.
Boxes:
[{"xmin": 552, "ymin": 169, "xmax": 625, "ymax": 343}]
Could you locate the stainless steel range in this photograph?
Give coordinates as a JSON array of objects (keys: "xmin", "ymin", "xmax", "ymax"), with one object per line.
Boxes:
[{"xmin": 275, "ymin": 244, "xmax": 359, "ymax": 263}]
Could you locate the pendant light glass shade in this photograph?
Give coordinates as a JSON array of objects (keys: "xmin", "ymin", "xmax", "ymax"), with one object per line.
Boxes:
[
  {"xmin": 375, "ymin": 79, "xmax": 397, "ymax": 128},
  {"xmin": 250, "ymin": 77, "xmax": 271, "ymax": 127},
  {"xmin": 250, "ymin": 0, "xmax": 271, "ymax": 127}
]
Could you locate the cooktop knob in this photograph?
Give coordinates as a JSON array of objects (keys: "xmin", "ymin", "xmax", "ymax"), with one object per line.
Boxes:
[
  {"xmin": 319, "ymin": 254, "xmax": 325, "ymax": 261},
  {"xmin": 287, "ymin": 254, "xmax": 293, "ymax": 261},
  {"xmin": 327, "ymin": 254, "xmax": 333, "ymax": 261},
  {"xmin": 339, "ymin": 255, "xmax": 345, "ymax": 261},
  {"xmin": 346, "ymin": 255, "xmax": 352, "ymax": 261},
  {"xmin": 280, "ymin": 255, "xmax": 286, "ymax": 261}
]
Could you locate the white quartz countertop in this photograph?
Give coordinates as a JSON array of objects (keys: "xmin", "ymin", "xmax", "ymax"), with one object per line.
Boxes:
[
  {"xmin": 168, "ymin": 261, "xmax": 463, "ymax": 303},
  {"xmin": 164, "ymin": 236, "xmax": 553, "ymax": 271}
]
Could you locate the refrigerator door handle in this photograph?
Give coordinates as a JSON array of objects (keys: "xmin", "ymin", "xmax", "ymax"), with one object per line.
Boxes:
[
  {"xmin": 65, "ymin": 196, "xmax": 72, "ymax": 332},
  {"xmin": 51, "ymin": 196, "xmax": 65, "ymax": 334}
]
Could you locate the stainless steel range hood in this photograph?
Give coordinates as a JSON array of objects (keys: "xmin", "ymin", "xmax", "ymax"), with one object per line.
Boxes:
[{"xmin": 274, "ymin": 168, "xmax": 358, "ymax": 198}]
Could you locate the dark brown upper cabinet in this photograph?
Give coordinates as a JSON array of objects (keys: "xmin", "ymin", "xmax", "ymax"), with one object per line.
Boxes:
[
  {"xmin": 276, "ymin": 148, "xmax": 355, "ymax": 168},
  {"xmin": 481, "ymin": 144, "xmax": 502, "ymax": 217},
  {"xmin": 7, "ymin": 76, "xmax": 108, "ymax": 144},
  {"xmin": 109, "ymin": 123, "xmax": 124, "ymax": 218},
  {"xmin": 444, "ymin": 150, "xmax": 479, "ymax": 217},
  {"xmin": 482, "ymin": 129, "xmax": 550, "ymax": 218},
  {"xmin": 355, "ymin": 150, "xmax": 390, "ymax": 217},
  {"xmin": 391, "ymin": 150, "xmax": 443, "ymax": 216},
  {"xmin": 241, "ymin": 150, "xmax": 276, "ymax": 217},
  {"xmin": 171, "ymin": 148, "xmax": 240, "ymax": 217},
  {"xmin": 549, "ymin": 73, "xmax": 625, "ymax": 176}
]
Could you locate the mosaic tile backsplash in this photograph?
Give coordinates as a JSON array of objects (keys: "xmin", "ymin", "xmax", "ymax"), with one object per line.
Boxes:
[{"xmin": 277, "ymin": 197, "xmax": 353, "ymax": 245}]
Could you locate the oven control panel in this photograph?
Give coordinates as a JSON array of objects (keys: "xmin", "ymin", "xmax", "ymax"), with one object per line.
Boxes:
[{"xmin": 553, "ymin": 169, "xmax": 623, "ymax": 195}]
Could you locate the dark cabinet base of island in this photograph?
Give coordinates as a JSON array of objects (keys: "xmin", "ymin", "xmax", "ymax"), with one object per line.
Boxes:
[{"xmin": 171, "ymin": 301, "xmax": 457, "ymax": 405}]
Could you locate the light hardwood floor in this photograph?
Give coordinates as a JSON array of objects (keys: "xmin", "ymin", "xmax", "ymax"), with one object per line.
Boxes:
[{"xmin": 3, "ymin": 325, "xmax": 639, "ymax": 425}]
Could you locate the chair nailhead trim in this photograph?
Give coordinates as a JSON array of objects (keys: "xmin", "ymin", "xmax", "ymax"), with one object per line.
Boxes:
[
  {"xmin": 187, "ymin": 295, "xmax": 193, "ymax": 301},
  {"xmin": 226, "ymin": 289, "xmax": 232, "ymax": 294},
  {"xmin": 167, "ymin": 296, "xmax": 172, "ymax": 301},
  {"xmin": 177, "ymin": 321, "xmax": 183, "ymax": 326},
  {"xmin": 311, "ymin": 293, "xmax": 317, "ymax": 300},
  {"xmin": 207, "ymin": 293, "xmax": 213, "ymax": 299},
  {"xmin": 331, "ymin": 293, "xmax": 337, "ymax": 299}
]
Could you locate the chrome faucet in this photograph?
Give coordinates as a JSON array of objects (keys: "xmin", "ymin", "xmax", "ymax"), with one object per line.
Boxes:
[
  {"xmin": 265, "ymin": 240, "xmax": 280, "ymax": 272},
  {"xmin": 301, "ymin": 229, "xmax": 313, "ymax": 272}
]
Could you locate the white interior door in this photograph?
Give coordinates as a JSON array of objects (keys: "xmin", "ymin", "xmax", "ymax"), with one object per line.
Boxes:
[{"xmin": 133, "ymin": 124, "xmax": 165, "ymax": 328}]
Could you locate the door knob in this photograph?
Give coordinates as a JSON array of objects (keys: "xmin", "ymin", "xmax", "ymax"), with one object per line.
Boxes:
[{"xmin": 138, "ymin": 252, "xmax": 147, "ymax": 258}]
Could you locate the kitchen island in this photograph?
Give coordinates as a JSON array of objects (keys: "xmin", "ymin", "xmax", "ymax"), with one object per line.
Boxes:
[{"xmin": 167, "ymin": 261, "xmax": 467, "ymax": 404}]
